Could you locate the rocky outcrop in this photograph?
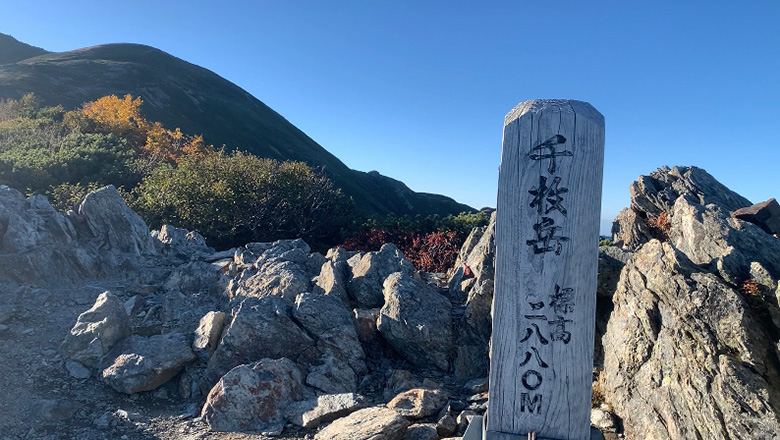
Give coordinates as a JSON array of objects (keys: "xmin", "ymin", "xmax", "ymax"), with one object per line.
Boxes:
[
  {"xmin": 227, "ymin": 239, "xmax": 312, "ymax": 302},
  {"xmin": 602, "ymin": 166, "xmax": 780, "ymax": 440},
  {"xmin": 201, "ymin": 358, "xmax": 309, "ymax": 434},
  {"xmin": 611, "ymin": 166, "xmax": 752, "ymax": 250},
  {"xmin": 60, "ymin": 291, "xmax": 132, "ymax": 369},
  {"xmin": 203, "ymin": 296, "xmax": 315, "ymax": 389},
  {"xmin": 450, "ymin": 211, "xmax": 496, "ymax": 380},
  {"xmin": 348, "ymin": 244, "xmax": 415, "ymax": 308},
  {"xmin": 101, "ymin": 333, "xmax": 196, "ymax": 394},
  {"xmin": 378, "ymin": 272, "xmax": 454, "ymax": 371}
]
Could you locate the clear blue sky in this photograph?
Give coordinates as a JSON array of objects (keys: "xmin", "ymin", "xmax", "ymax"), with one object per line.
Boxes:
[{"xmin": 2, "ymin": 1, "xmax": 779, "ymax": 234}]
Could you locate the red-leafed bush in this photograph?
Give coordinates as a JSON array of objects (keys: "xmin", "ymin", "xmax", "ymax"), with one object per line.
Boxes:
[{"xmin": 340, "ymin": 229, "xmax": 461, "ymax": 273}]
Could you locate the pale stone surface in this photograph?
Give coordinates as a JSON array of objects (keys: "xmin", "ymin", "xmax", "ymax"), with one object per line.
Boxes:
[
  {"xmin": 60, "ymin": 291, "xmax": 132, "ymax": 369},
  {"xmin": 192, "ymin": 311, "xmax": 226, "ymax": 362},
  {"xmin": 101, "ymin": 333, "xmax": 196, "ymax": 394},
  {"xmin": 298, "ymin": 393, "xmax": 366, "ymax": 429},
  {"xmin": 387, "ymin": 388, "xmax": 449, "ymax": 419},
  {"xmin": 201, "ymin": 358, "xmax": 308, "ymax": 434},
  {"xmin": 378, "ymin": 272, "xmax": 453, "ymax": 371},
  {"xmin": 314, "ymin": 406, "xmax": 410, "ymax": 440}
]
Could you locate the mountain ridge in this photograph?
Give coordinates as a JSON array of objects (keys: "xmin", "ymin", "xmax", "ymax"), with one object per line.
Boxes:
[{"xmin": 0, "ymin": 34, "xmax": 474, "ymax": 217}]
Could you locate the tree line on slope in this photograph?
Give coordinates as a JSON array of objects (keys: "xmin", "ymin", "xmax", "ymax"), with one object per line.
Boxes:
[{"xmin": 0, "ymin": 93, "xmax": 487, "ymax": 270}]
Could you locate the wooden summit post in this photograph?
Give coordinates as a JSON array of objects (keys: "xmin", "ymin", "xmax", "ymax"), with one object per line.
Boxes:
[{"xmin": 485, "ymin": 99, "xmax": 604, "ymax": 440}]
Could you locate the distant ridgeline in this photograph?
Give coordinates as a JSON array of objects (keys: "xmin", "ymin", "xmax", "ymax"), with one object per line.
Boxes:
[{"xmin": 0, "ymin": 33, "xmax": 473, "ymax": 219}]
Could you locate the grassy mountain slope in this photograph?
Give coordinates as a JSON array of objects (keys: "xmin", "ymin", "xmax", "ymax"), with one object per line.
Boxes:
[
  {"xmin": 0, "ymin": 35, "xmax": 473, "ymax": 217},
  {"xmin": 0, "ymin": 34, "xmax": 48, "ymax": 64}
]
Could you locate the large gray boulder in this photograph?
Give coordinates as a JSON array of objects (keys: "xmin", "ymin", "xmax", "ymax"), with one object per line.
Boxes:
[
  {"xmin": 76, "ymin": 185, "xmax": 156, "ymax": 257},
  {"xmin": 0, "ymin": 186, "xmax": 97, "ymax": 284},
  {"xmin": 294, "ymin": 293, "xmax": 366, "ymax": 376},
  {"xmin": 602, "ymin": 240, "xmax": 780, "ymax": 440},
  {"xmin": 60, "ymin": 291, "xmax": 132, "ymax": 369},
  {"xmin": 203, "ymin": 296, "xmax": 314, "ymax": 389},
  {"xmin": 314, "ymin": 406, "xmax": 410, "ymax": 440},
  {"xmin": 201, "ymin": 358, "xmax": 309, "ymax": 434},
  {"xmin": 378, "ymin": 272, "xmax": 453, "ymax": 371},
  {"xmin": 101, "ymin": 333, "xmax": 196, "ymax": 394},
  {"xmin": 348, "ymin": 244, "xmax": 415, "ymax": 308}
]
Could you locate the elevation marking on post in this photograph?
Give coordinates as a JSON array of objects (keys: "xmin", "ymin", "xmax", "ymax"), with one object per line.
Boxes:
[{"xmin": 486, "ymin": 99, "xmax": 605, "ymax": 440}]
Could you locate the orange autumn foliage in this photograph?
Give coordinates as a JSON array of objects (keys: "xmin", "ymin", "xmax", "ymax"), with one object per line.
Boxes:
[{"xmin": 66, "ymin": 94, "xmax": 209, "ymax": 162}]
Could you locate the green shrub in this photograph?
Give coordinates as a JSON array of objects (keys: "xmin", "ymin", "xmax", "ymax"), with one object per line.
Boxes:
[
  {"xmin": 0, "ymin": 131, "xmax": 138, "ymax": 194},
  {"xmin": 132, "ymin": 150, "xmax": 353, "ymax": 249}
]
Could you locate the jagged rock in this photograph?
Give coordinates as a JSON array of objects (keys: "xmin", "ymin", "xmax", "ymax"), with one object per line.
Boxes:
[
  {"xmin": 0, "ymin": 187, "xmax": 75, "ymax": 252},
  {"xmin": 152, "ymin": 224, "xmax": 212, "ymax": 258},
  {"xmin": 668, "ymin": 194, "xmax": 780, "ymax": 284},
  {"xmin": 0, "ymin": 186, "xmax": 97, "ymax": 283},
  {"xmin": 348, "ymin": 243, "xmax": 415, "ymax": 308},
  {"xmin": 192, "ymin": 311, "xmax": 226, "ymax": 362},
  {"xmin": 602, "ymin": 240, "xmax": 780, "ymax": 440},
  {"xmin": 405, "ymin": 423, "xmax": 439, "ymax": 440},
  {"xmin": 294, "ymin": 393, "xmax": 366, "ymax": 429},
  {"xmin": 294, "ymin": 293, "xmax": 366, "ymax": 376},
  {"xmin": 203, "ymin": 296, "xmax": 314, "ymax": 390},
  {"xmin": 228, "ymin": 239, "xmax": 312, "ymax": 301},
  {"xmin": 388, "ymin": 388, "xmax": 449, "ymax": 419},
  {"xmin": 449, "ymin": 211, "xmax": 496, "ymax": 294},
  {"xmin": 60, "ymin": 291, "xmax": 132, "ymax": 369},
  {"xmin": 378, "ymin": 272, "xmax": 453, "ymax": 371},
  {"xmin": 450, "ymin": 212, "xmax": 495, "ymax": 380},
  {"xmin": 101, "ymin": 333, "xmax": 195, "ymax": 394},
  {"xmin": 732, "ymin": 198, "xmax": 780, "ymax": 235},
  {"xmin": 77, "ymin": 185, "xmax": 156, "ymax": 257},
  {"xmin": 612, "ymin": 166, "xmax": 752, "ymax": 250},
  {"xmin": 313, "ymin": 247, "xmax": 353, "ymax": 304},
  {"xmin": 306, "ymin": 354, "xmax": 357, "ymax": 394},
  {"xmin": 201, "ymin": 358, "xmax": 309, "ymax": 434},
  {"xmin": 314, "ymin": 406, "xmax": 410, "ymax": 440}
]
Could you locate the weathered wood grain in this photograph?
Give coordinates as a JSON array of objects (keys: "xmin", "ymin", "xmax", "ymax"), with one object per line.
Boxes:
[{"xmin": 486, "ymin": 99, "xmax": 605, "ymax": 440}]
